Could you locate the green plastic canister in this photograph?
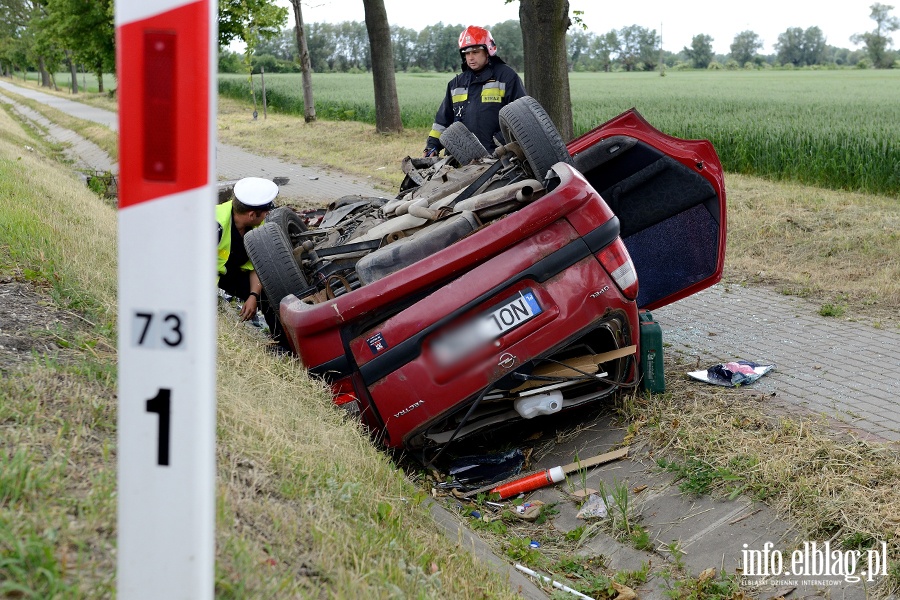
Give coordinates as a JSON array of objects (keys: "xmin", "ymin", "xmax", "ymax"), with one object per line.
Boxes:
[{"xmin": 639, "ymin": 310, "xmax": 665, "ymax": 393}]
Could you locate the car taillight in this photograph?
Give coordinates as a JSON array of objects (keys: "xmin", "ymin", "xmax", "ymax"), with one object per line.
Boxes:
[
  {"xmin": 331, "ymin": 377, "xmax": 358, "ymax": 407},
  {"xmin": 597, "ymin": 239, "xmax": 639, "ymax": 300}
]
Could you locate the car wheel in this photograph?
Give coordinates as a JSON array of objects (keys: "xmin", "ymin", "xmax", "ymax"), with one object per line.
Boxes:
[
  {"xmin": 499, "ymin": 96, "xmax": 574, "ymax": 180},
  {"xmin": 245, "ymin": 222, "xmax": 309, "ymax": 309},
  {"xmin": 265, "ymin": 206, "xmax": 307, "ymax": 244},
  {"xmin": 440, "ymin": 121, "xmax": 490, "ymax": 165}
]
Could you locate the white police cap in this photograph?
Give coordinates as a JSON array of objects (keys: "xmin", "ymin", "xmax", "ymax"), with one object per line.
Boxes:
[{"xmin": 234, "ymin": 177, "xmax": 278, "ymax": 210}]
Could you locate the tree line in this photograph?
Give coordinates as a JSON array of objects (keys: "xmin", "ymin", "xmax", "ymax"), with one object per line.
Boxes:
[
  {"xmin": 0, "ymin": 0, "xmax": 290, "ymax": 92},
  {"xmin": 224, "ymin": 8, "xmax": 899, "ymax": 76},
  {"xmin": 1, "ymin": 0, "xmax": 897, "ymax": 149},
  {"xmin": 3, "ymin": 0, "xmax": 897, "ymax": 90}
]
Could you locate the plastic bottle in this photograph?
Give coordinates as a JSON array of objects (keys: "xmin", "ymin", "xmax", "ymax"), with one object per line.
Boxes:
[{"xmin": 513, "ymin": 390, "xmax": 563, "ymax": 419}]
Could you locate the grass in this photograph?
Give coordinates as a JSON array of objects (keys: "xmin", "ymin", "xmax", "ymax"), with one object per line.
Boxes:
[
  {"xmin": 721, "ymin": 174, "xmax": 900, "ymax": 327},
  {"xmin": 216, "ymin": 94, "xmax": 900, "ymax": 329},
  {"xmin": 8, "ymin": 77, "xmax": 899, "ymax": 329},
  {"xmin": 5, "ymin": 73, "xmax": 900, "ymax": 597},
  {"xmin": 19, "ymin": 69, "xmax": 900, "ymax": 194},
  {"xmin": 617, "ymin": 354, "xmax": 900, "ymax": 598},
  {"xmin": 219, "ymin": 70, "xmax": 900, "ymax": 196},
  {"xmin": 216, "ymin": 95, "xmax": 421, "ymax": 193},
  {"xmin": 16, "ymin": 70, "xmax": 111, "ymax": 95},
  {"xmin": 0, "ymin": 90, "xmax": 520, "ymax": 598},
  {"xmin": 656, "ymin": 456, "xmax": 745, "ymax": 498},
  {"xmin": 0, "ymin": 84, "xmax": 119, "ymax": 162}
]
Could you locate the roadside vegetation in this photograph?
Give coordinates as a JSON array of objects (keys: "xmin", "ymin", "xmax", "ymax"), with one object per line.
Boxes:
[
  {"xmin": 213, "ymin": 92, "xmax": 900, "ymax": 330},
  {"xmin": 0, "ymin": 91, "xmax": 518, "ymax": 598},
  {"xmin": 0, "ymin": 85, "xmax": 118, "ymax": 161},
  {"xmin": 2, "ymin": 76, "xmax": 899, "ymax": 598},
  {"xmin": 625, "ymin": 354, "xmax": 900, "ymax": 599},
  {"xmin": 218, "ymin": 70, "xmax": 900, "ymax": 196}
]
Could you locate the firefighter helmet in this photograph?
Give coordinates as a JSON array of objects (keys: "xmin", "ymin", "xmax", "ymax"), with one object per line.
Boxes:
[{"xmin": 458, "ymin": 26, "xmax": 497, "ymax": 57}]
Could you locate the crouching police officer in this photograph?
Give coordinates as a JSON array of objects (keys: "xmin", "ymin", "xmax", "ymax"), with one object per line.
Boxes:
[
  {"xmin": 424, "ymin": 25, "xmax": 527, "ymax": 157},
  {"xmin": 216, "ymin": 177, "xmax": 285, "ymax": 346}
]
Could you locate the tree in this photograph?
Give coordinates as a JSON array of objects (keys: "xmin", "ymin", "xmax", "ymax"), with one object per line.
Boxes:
[
  {"xmin": 288, "ymin": 0, "xmax": 315, "ymax": 122},
  {"xmin": 520, "ymin": 0, "xmax": 573, "ymax": 141},
  {"xmin": 253, "ymin": 27, "xmax": 296, "ymax": 60},
  {"xmin": 774, "ymin": 26, "xmax": 825, "ymax": 66},
  {"xmin": 416, "ymin": 23, "xmax": 461, "ymax": 72},
  {"xmin": 390, "ymin": 25, "xmax": 417, "ymax": 71},
  {"xmin": 0, "ymin": 0, "xmax": 33, "ymax": 77},
  {"xmin": 490, "ymin": 19, "xmax": 524, "ymax": 72},
  {"xmin": 730, "ymin": 30, "xmax": 763, "ymax": 66},
  {"xmin": 618, "ymin": 24, "xmax": 657, "ymax": 71},
  {"xmin": 851, "ymin": 2, "xmax": 899, "ymax": 67},
  {"xmin": 567, "ymin": 28, "xmax": 591, "ymax": 70},
  {"xmin": 802, "ymin": 26, "xmax": 827, "ymax": 65},
  {"xmin": 45, "ymin": 0, "xmax": 114, "ymax": 92},
  {"xmin": 27, "ymin": 0, "xmax": 62, "ymax": 88},
  {"xmin": 594, "ymin": 30, "xmax": 620, "ymax": 72},
  {"xmin": 362, "ymin": 0, "xmax": 402, "ymax": 133},
  {"xmin": 684, "ymin": 34, "xmax": 714, "ymax": 68},
  {"xmin": 306, "ymin": 22, "xmax": 338, "ymax": 71},
  {"xmin": 775, "ymin": 27, "xmax": 805, "ymax": 65},
  {"xmin": 333, "ymin": 21, "xmax": 369, "ymax": 70},
  {"xmin": 218, "ymin": 0, "xmax": 288, "ymax": 49}
]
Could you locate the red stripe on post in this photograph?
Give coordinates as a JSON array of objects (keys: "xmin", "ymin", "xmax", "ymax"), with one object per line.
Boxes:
[{"xmin": 117, "ymin": 0, "xmax": 209, "ymax": 209}]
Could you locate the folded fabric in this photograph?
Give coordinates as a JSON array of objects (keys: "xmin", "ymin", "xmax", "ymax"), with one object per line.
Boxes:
[{"xmin": 688, "ymin": 360, "xmax": 775, "ymax": 387}]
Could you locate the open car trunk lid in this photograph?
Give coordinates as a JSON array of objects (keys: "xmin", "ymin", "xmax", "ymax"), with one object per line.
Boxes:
[{"xmin": 567, "ymin": 108, "xmax": 727, "ymax": 310}]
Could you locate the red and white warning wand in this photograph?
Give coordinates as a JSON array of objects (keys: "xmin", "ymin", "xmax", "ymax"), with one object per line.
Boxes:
[{"xmin": 491, "ymin": 447, "xmax": 629, "ymax": 499}]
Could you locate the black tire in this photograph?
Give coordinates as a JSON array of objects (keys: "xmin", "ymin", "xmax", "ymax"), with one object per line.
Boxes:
[
  {"xmin": 498, "ymin": 96, "xmax": 574, "ymax": 180},
  {"xmin": 245, "ymin": 222, "xmax": 309, "ymax": 309},
  {"xmin": 265, "ymin": 206, "xmax": 307, "ymax": 244},
  {"xmin": 440, "ymin": 121, "xmax": 490, "ymax": 165}
]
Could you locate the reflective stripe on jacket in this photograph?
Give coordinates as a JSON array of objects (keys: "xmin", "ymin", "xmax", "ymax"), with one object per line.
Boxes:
[
  {"xmin": 216, "ymin": 200, "xmax": 254, "ymax": 276},
  {"xmin": 425, "ymin": 57, "xmax": 526, "ymax": 154}
]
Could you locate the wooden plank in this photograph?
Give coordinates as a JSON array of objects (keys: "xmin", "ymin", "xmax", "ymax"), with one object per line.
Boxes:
[
  {"xmin": 561, "ymin": 446, "xmax": 629, "ymax": 474},
  {"xmin": 510, "ymin": 345, "xmax": 637, "ymax": 392}
]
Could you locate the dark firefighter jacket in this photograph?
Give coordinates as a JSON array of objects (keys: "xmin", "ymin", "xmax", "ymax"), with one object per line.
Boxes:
[{"xmin": 425, "ymin": 56, "xmax": 526, "ymax": 154}]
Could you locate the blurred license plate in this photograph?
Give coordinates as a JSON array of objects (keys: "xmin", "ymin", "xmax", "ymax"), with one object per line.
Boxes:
[{"xmin": 432, "ymin": 290, "xmax": 542, "ymax": 366}]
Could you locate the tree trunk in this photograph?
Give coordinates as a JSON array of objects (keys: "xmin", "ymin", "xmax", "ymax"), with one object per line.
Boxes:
[
  {"xmin": 289, "ymin": 0, "xmax": 316, "ymax": 122},
  {"xmin": 66, "ymin": 51, "xmax": 78, "ymax": 93},
  {"xmin": 519, "ymin": 0, "xmax": 574, "ymax": 141},
  {"xmin": 97, "ymin": 69, "xmax": 104, "ymax": 93},
  {"xmin": 38, "ymin": 56, "xmax": 50, "ymax": 87},
  {"xmin": 362, "ymin": 0, "xmax": 402, "ymax": 133}
]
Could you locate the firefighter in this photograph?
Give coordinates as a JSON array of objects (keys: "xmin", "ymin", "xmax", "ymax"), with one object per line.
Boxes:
[{"xmin": 424, "ymin": 25, "xmax": 527, "ymax": 157}]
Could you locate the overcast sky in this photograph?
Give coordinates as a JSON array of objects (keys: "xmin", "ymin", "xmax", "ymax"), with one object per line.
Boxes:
[{"xmin": 292, "ymin": 0, "xmax": 890, "ymax": 55}]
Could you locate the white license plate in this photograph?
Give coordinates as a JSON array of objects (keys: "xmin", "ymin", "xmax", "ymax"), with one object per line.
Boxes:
[
  {"xmin": 431, "ymin": 290, "xmax": 542, "ymax": 366},
  {"xmin": 484, "ymin": 290, "xmax": 543, "ymax": 335}
]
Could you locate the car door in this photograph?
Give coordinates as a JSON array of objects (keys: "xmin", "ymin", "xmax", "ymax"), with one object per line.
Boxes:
[{"xmin": 566, "ymin": 108, "xmax": 727, "ymax": 310}]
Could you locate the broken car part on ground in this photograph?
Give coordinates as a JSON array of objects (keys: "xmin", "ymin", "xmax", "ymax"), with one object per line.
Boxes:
[{"xmin": 245, "ymin": 96, "xmax": 727, "ymax": 462}]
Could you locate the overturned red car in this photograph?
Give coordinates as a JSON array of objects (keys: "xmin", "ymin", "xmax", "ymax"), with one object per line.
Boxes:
[{"xmin": 245, "ymin": 97, "xmax": 726, "ymax": 457}]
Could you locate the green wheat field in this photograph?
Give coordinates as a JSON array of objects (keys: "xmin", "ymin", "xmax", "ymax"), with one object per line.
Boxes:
[{"xmin": 220, "ymin": 70, "xmax": 900, "ymax": 196}]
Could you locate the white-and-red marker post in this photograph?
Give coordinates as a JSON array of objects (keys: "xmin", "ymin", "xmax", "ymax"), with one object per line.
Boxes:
[{"xmin": 115, "ymin": 0, "xmax": 217, "ymax": 596}]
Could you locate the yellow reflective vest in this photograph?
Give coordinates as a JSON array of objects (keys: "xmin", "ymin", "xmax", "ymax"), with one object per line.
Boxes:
[{"xmin": 216, "ymin": 200, "xmax": 254, "ymax": 276}]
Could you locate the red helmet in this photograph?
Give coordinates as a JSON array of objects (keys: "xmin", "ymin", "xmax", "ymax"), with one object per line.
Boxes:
[{"xmin": 458, "ymin": 26, "xmax": 497, "ymax": 57}]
